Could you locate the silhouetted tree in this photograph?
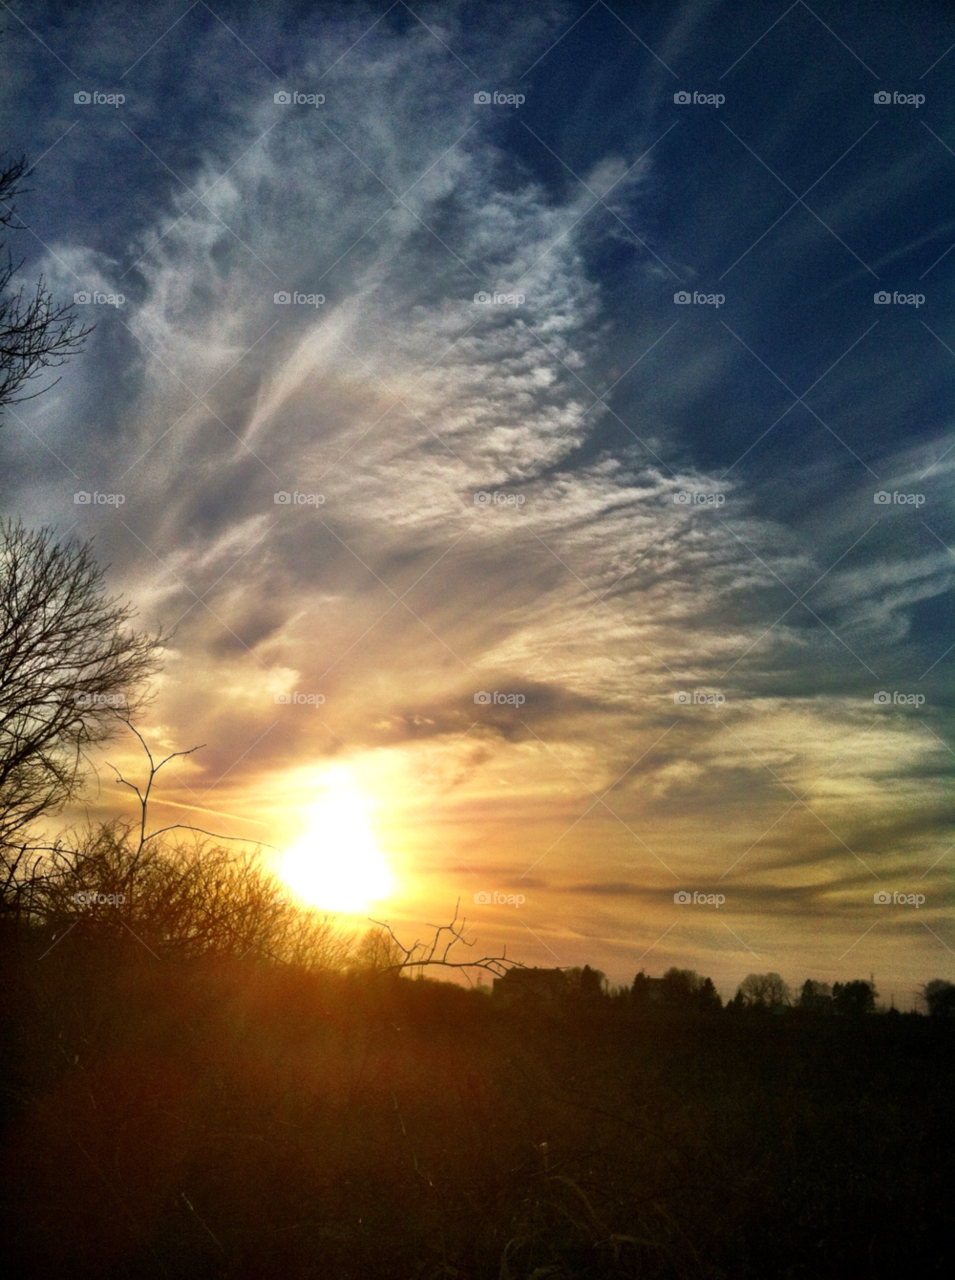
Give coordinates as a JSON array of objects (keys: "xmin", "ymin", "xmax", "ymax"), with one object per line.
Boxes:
[
  {"xmin": 569, "ymin": 963, "xmax": 605, "ymax": 1001},
  {"xmin": 798, "ymin": 979, "xmax": 832, "ymax": 1013},
  {"xmin": 736, "ymin": 972, "xmax": 791, "ymax": 1009},
  {"xmin": 0, "ymin": 519, "xmax": 166, "ymax": 859},
  {"xmin": 832, "ymin": 979, "xmax": 876, "ymax": 1017},
  {"xmin": 0, "ymin": 153, "xmax": 92, "ymax": 420},
  {"xmin": 922, "ymin": 979, "xmax": 955, "ymax": 1017},
  {"xmin": 660, "ymin": 967, "xmax": 721, "ymax": 1010},
  {"xmin": 697, "ymin": 976, "xmax": 722, "ymax": 1011}
]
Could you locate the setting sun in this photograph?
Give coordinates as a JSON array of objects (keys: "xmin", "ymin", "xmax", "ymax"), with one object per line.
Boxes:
[{"xmin": 278, "ymin": 767, "xmax": 396, "ymax": 914}]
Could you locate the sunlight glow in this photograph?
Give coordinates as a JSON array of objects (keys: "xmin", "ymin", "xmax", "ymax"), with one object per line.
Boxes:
[{"xmin": 278, "ymin": 766, "xmax": 396, "ymax": 913}]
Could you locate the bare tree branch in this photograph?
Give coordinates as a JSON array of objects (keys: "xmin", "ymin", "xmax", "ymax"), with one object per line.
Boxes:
[
  {"xmin": 367, "ymin": 899, "xmax": 523, "ymax": 983},
  {"xmin": 0, "ymin": 152, "xmax": 93, "ymax": 419}
]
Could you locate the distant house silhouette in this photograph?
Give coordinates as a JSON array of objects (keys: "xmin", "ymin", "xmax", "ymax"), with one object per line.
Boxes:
[
  {"xmin": 631, "ymin": 971, "xmax": 666, "ymax": 1005},
  {"xmin": 493, "ymin": 967, "xmax": 568, "ymax": 1006}
]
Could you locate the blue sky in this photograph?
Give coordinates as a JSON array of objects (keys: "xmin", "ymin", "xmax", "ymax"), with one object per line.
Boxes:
[{"xmin": 1, "ymin": 0, "xmax": 953, "ymax": 1003}]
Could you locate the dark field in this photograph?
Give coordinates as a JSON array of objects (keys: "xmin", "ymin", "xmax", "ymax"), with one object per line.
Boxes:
[{"xmin": 2, "ymin": 934, "xmax": 952, "ymax": 1279}]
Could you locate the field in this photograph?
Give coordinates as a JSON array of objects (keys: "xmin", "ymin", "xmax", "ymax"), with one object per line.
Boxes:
[{"xmin": 1, "ymin": 930, "xmax": 952, "ymax": 1279}]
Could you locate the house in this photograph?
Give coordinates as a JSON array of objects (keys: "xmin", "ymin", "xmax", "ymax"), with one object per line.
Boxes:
[{"xmin": 630, "ymin": 972, "xmax": 666, "ymax": 1004}]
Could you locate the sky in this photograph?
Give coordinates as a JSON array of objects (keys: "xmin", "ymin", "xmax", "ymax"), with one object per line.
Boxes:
[{"xmin": 1, "ymin": 0, "xmax": 953, "ymax": 1005}]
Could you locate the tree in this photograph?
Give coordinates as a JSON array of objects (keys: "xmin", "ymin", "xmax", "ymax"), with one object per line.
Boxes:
[
  {"xmin": 0, "ymin": 153, "xmax": 92, "ymax": 421},
  {"xmin": 736, "ymin": 972, "xmax": 791, "ymax": 1010},
  {"xmin": 921, "ymin": 980, "xmax": 955, "ymax": 1017},
  {"xmin": 565, "ymin": 963, "xmax": 606, "ymax": 1001},
  {"xmin": 0, "ymin": 519, "xmax": 165, "ymax": 857},
  {"xmin": 631, "ymin": 969, "xmax": 653, "ymax": 1007},
  {"xmin": 697, "ymin": 976, "xmax": 722, "ymax": 1011},
  {"xmin": 798, "ymin": 979, "xmax": 832, "ymax": 1013},
  {"xmin": 832, "ymin": 979, "xmax": 876, "ymax": 1017},
  {"xmin": 660, "ymin": 967, "xmax": 721, "ymax": 1010}
]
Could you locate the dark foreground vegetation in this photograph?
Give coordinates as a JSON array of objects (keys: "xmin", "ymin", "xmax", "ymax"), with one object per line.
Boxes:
[{"xmin": 1, "ymin": 906, "xmax": 953, "ymax": 1280}]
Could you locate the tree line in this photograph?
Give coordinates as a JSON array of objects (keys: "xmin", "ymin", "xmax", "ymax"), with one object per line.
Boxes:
[{"xmin": 623, "ymin": 967, "xmax": 954, "ymax": 1016}]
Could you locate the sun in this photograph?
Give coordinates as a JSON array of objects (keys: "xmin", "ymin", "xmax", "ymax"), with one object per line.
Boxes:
[{"xmin": 278, "ymin": 766, "xmax": 396, "ymax": 914}]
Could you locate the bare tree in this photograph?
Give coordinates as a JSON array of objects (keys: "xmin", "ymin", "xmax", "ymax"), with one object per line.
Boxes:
[
  {"xmin": 0, "ymin": 153, "xmax": 92, "ymax": 420},
  {"xmin": 736, "ymin": 972, "xmax": 791, "ymax": 1009},
  {"xmin": 0, "ymin": 518, "xmax": 166, "ymax": 853}
]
